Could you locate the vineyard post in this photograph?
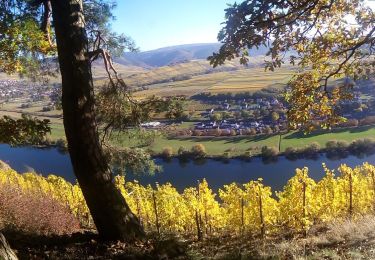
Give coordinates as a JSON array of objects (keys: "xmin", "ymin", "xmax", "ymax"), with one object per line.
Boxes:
[
  {"xmin": 258, "ymin": 185, "xmax": 265, "ymax": 239},
  {"xmin": 196, "ymin": 181, "xmax": 203, "ymax": 241},
  {"xmin": 136, "ymin": 196, "xmax": 142, "ymax": 227},
  {"xmin": 204, "ymin": 209, "xmax": 209, "ymax": 236},
  {"xmin": 241, "ymin": 197, "xmax": 244, "ymax": 236},
  {"xmin": 302, "ymin": 178, "xmax": 307, "ymax": 237},
  {"xmin": 152, "ymin": 190, "xmax": 161, "ymax": 236},
  {"xmin": 145, "ymin": 206, "xmax": 150, "ymax": 231},
  {"xmin": 87, "ymin": 212, "xmax": 91, "ymax": 228},
  {"xmin": 349, "ymin": 172, "xmax": 353, "ymax": 219},
  {"xmin": 202, "ymin": 189, "xmax": 208, "ymax": 236}
]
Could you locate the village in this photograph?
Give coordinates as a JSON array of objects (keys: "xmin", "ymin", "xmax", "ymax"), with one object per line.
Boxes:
[
  {"xmin": 0, "ymin": 79, "xmax": 54, "ymax": 102},
  {"xmin": 194, "ymin": 97, "xmax": 288, "ymax": 136},
  {"xmin": 1, "ymin": 78, "xmax": 374, "ymax": 138}
]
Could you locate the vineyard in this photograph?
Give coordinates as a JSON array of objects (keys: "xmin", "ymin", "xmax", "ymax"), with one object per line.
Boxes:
[{"xmin": 1, "ymin": 162, "xmax": 375, "ymax": 238}]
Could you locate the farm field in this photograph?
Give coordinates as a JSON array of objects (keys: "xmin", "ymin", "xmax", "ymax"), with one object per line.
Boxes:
[
  {"xmin": 1, "ymin": 58, "xmax": 294, "ymax": 99},
  {"xmin": 133, "ymin": 66, "xmax": 295, "ymax": 98}
]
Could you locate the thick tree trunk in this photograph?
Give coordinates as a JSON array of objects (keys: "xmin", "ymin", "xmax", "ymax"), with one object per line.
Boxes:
[{"xmin": 50, "ymin": 0, "xmax": 145, "ymax": 241}]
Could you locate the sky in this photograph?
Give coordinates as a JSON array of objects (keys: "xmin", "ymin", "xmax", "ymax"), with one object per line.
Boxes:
[
  {"xmin": 112, "ymin": 0, "xmax": 236, "ymax": 51},
  {"xmin": 112, "ymin": 0, "xmax": 375, "ymax": 52}
]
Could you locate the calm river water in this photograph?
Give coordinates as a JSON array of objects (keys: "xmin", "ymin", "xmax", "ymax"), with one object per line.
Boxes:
[{"xmin": 1, "ymin": 144, "xmax": 375, "ymax": 192}]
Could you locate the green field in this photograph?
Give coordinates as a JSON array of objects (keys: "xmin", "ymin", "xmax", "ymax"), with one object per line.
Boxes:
[{"xmin": 110, "ymin": 125, "xmax": 375, "ymax": 156}]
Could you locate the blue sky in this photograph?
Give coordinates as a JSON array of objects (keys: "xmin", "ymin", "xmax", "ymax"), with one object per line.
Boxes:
[
  {"xmin": 112, "ymin": 0, "xmax": 236, "ymax": 51},
  {"xmin": 112, "ymin": 0, "xmax": 375, "ymax": 52}
]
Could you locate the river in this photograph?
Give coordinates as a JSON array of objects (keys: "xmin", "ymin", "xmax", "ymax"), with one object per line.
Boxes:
[{"xmin": 1, "ymin": 144, "xmax": 375, "ymax": 192}]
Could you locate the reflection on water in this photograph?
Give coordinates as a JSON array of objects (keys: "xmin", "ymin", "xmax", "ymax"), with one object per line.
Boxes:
[
  {"xmin": 0, "ymin": 144, "xmax": 75, "ymax": 183},
  {"xmin": 1, "ymin": 144, "xmax": 375, "ymax": 192}
]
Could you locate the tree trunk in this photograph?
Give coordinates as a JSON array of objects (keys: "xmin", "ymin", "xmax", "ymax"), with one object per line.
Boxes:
[
  {"xmin": 0, "ymin": 233, "xmax": 18, "ymax": 260},
  {"xmin": 50, "ymin": 0, "xmax": 145, "ymax": 241}
]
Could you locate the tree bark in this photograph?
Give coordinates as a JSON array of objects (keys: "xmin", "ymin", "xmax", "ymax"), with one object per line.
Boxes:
[
  {"xmin": 0, "ymin": 233, "xmax": 18, "ymax": 260},
  {"xmin": 50, "ymin": 0, "xmax": 145, "ymax": 241}
]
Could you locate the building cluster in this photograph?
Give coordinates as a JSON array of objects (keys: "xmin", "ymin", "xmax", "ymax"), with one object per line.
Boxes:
[
  {"xmin": 194, "ymin": 118, "xmax": 287, "ymax": 136},
  {"xmin": 195, "ymin": 97, "xmax": 287, "ymax": 135},
  {"xmin": 201, "ymin": 97, "xmax": 285, "ymax": 116},
  {"xmin": 0, "ymin": 80, "xmax": 54, "ymax": 102}
]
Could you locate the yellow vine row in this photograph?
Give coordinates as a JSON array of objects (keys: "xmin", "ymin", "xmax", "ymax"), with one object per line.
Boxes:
[{"xmin": 1, "ymin": 162, "xmax": 375, "ymax": 236}]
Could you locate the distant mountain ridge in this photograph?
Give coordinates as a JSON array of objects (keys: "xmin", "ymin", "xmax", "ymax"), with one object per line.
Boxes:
[{"xmin": 115, "ymin": 43, "xmax": 269, "ymax": 68}]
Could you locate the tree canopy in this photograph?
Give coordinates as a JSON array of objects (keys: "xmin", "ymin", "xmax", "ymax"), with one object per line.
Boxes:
[{"xmin": 209, "ymin": 0, "xmax": 375, "ymax": 131}]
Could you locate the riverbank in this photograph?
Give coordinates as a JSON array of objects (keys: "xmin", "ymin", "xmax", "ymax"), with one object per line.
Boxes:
[
  {"xmin": 153, "ymin": 136, "xmax": 375, "ymax": 163},
  {"xmin": 45, "ymin": 121, "xmax": 375, "ymax": 157},
  {"xmin": 126, "ymin": 125, "xmax": 375, "ymax": 156},
  {"xmin": 4, "ymin": 144, "xmax": 375, "ymax": 193}
]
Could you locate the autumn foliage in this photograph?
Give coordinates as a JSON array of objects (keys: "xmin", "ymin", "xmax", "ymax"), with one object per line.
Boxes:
[{"xmin": 1, "ymin": 162, "xmax": 375, "ymax": 237}]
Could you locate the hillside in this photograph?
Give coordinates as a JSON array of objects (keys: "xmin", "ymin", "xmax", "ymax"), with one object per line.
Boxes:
[
  {"xmin": 0, "ymin": 43, "xmax": 290, "ymax": 98},
  {"xmin": 132, "ymin": 65, "xmax": 294, "ymax": 98},
  {"xmin": 0, "ymin": 62, "xmax": 147, "ymax": 83},
  {"xmin": 116, "ymin": 43, "xmax": 270, "ymax": 68},
  {"xmin": 124, "ymin": 58, "xmax": 266, "ymax": 88}
]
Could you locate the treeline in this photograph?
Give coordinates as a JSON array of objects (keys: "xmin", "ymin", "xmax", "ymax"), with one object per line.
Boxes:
[
  {"xmin": 336, "ymin": 116, "xmax": 375, "ymax": 128},
  {"xmin": 191, "ymin": 87, "xmax": 284, "ymax": 102},
  {"xmin": 284, "ymin": 138, "xmax": 375, "ymax": 160},
  {"xmin": 157, "ymin": 138, "xmax": 375, "ymax": 162},
  {"xmin": 2, "ymin": 163, "xmax": 375, "ymax": 239}
]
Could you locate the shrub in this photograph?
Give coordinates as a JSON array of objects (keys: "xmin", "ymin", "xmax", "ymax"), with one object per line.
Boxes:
[
  {"xmin": 43, "ymin": 137, "xmax": 54, "ymax": 146},
  {"xmin": 161, "ymin": 147, "xmax": 174, "ymax": 160},
  {"xmin": 55, "ymin": 138, "xmax": 68, "ymax": 148},
  {"xmin": 326, "ymin": 140, "xmax": 349, "ymax": 154},
  {"xmin": 177, "ymin": 146, "xmax": 190, "ymax": 159},
  {"xmin": 360, "ymin": 116, "xmax": 375, "ymax": 126},
  {"xmin": 193, "ymin": 130, "xmax": 203, "ymax": 136},
  {"xmin": 20, "ymin": 103, "xmax": 32, "ymax": 109},
  {"xmin": 338, "ymin": 119, "xmax": 359, "ymax": 128},
  {"xmin": 42, "ymin": 106, "xmax": 53, "ymax": 112},
  {"xmin": 243, "ymin": 128, "xmax": 250, "ymax": 135},
  {"xmin": 241, "ymin": 150, "xmax": 253, "ymax": 161},
  {"xmin": 247, "ymin": 146, "xmax": 261, "ymax": 153},
  {"xmin": 249, "ymin": 128, "xmax": 257, "ymax": 135},
  {"xmin": 225, "ymin": 147, "xmax": 237, "ymax": 153},
  {"xmin": 303, "ymin": 142, "xmax": 321, "ymax": 157},
  {"xmin": 261, "ymin": 146, "xmax": 279, "ymax": 159},
  {"xmin": 325, "ymin": 140, "xmax": 350, "ymax": 159},
  {"xmin": 326, "ymin": 140, "xmax": 338, "ymax": 151},
  {"xmin": 214, "ymin": 128, "xmax": 222, "ymax": 137},
  {"xmin": 191, "ymin": 144, "xmax": 207, "ymax": 159},
  {"xmin": 284, "ymin": 147, "xmax": 299, "ymax": 160},
  {"xmin": 273, "ymin": 125, "xmax": 280, "ymax": 133},
  {"xmin": 230, "ymin": 129, "xmax": 237, "ymax": 136},
  {"xmin": 222, "ymin": 152, "xmax": 231, "ymax": 163},
  {"xmin": 264, "ymin": 126, "xmax": 273, "ymax": 135},
  {"xmin": 0, "ymin": 183, "xmax": 80, "ymax": 235},
  {"xmin": 349, "ymin": 138, "xmax": 375, "ymax": 155}
]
